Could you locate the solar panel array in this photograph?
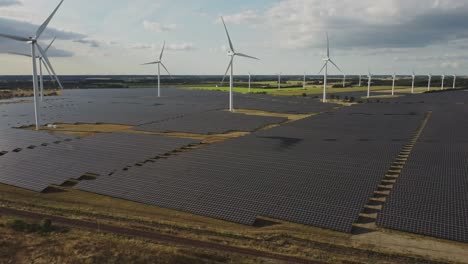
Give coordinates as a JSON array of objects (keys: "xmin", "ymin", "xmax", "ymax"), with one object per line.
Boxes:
[
  {"xmin": 0, "ymin": 128, "xmax": 76, "ymax": 155},
  {"xmin": 137, "ymin": 110, "xmax": 287, "ymax": 134},
  {"xmin": 0, "ymin": 133, "xmax": 198, "ymax": 192},
  {"xmin": 377, "ymin": 102, "xmax": 468, "ymax": 243},
  {"xmin": 77, "ymin": 102, "xmax": 424, "ymax": 232}
]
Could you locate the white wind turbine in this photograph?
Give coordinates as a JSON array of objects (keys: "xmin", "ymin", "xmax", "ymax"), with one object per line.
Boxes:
[
  {"xmin": 441, "ymin": 74, "xmax": 445, "ymax": 90},
  {"xmin": 342, "ymin": 74, "xmax": 346, "ymax": 87},
  {"xmin": 318, "ymin": 33, "xmax": 343, "ymax": 102},
  {"xmin": 358, "ymin": 74, "xmax": 362, "ymax": 87},
  {"xmin": 427, "ymin": 74, "xmax": 432, "ymax": 91},
  {"xmin": 220, "ymin": 16, "xmax": 259, "ymax": 112},
  {"xmin": 142, "ymin": 41, "xmax": 172, "ymax": 98},
  {"xmin": 367, "ymin": 71, "xmax": 372, "ymax": 98},
  {"xmin": 392, "ymin": 73, "xmax": 396, "ymax": 96},
  {"xmin": 0, "ymin": 0, "xmax": 65, "ymax": 130},
  {"xmin": 9, "ymin": 37, "xmax": 63, "ymax": 102},
  {"xmin": 411, "ymin": 71, "xmax": 416, "ymax": 94},
  {"xmin": 453, "ymin": 74, "xmax": 456, "ymax": 89}
]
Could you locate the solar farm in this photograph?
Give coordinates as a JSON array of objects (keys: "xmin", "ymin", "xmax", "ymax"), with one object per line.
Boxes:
[{"xmin": 1, "ymin": 87, "xmax": 468, "ymax": 263}]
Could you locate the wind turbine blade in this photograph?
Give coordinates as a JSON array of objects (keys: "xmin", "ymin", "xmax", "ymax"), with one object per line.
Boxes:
[
  {"xmin": 235, "ymin": 53, "xmax": 259, "ymax": 60},
  {"xmin": 318, "ymin": 62, "xmax": 327, "ymax": 74},
  {"xmin": 8, "ymin": 52, "xmax": 32, "ymax": 58},
  {"xmin": 160, "ymin": 62, "xmax": 172, "ymax": 77},
  {"xmin": 0, "ymin": 33, "xmax": 30, "ymax": 42},
  {"xmin": 159, "ymin": 41, "xmax": 165, "ymax": 60},
  {"xmin": 221, "ymin": 57, "xmax": 234, "ymax": 84},
  {"xmin": 221, "ymin": 16, "xmax": 235, "ymax": 52},
  {"xmin": 36, "ymin": 0, "xmax": 65, "ymax": 39},
  {"xmin": 326, "ymin": 32, "xmax": 330, "ymax": 57},
  {"xmin": 42, "ymin": 59, "xmax": 55, "ymax": 83},
  {"xmin": 141, "ymin": 61, "xmax": 159, "ymax": 65},
  {"xmin": 44, "ymin": 37, "xmax": 57, "ymax": 53},
  {"xmin": 36, "ymin": 43, "xmax": 63, "ymax": 90},
  {"xmin": 329, "ymin": 59, "xmax": 343, "ymax": 73}
]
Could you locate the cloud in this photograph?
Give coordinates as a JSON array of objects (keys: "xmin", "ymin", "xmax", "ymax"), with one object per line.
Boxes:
[
  {"xmin": 73, "ymin": 38, "xmax": 101, "ymax": 48},
  {"xmin": 142, "ymin": 20, "xmax": 177, "ymax": 32},
  {"xmin": 166, "ymin": 42, "xmax": 195, "ymax": 51},
  {"xmin": 0, "ymin": 0, "xmax": 20, "ymax": 7},
  {"xmin": 129, "ymin": 43, "xmax": 156, "ymax": 50},
  {"xmin": 222, "ymin": 0, "xmax": 468, "ymax": 50},
  {"xmin": 0, "ymin": 17, "xmax": 85, "ymax": 56},
  {"xmin": 219, "ymin": 10, "xmax": 260, "ymax": 25},
  {"xmin": 130, "ymin": 42, "xmax": 195, "ymax": 51}
]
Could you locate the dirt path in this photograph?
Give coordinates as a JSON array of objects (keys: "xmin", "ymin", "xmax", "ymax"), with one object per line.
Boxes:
[{"xmin": 0, "ymin": 206, "xmax": 320, "ymax": 264}]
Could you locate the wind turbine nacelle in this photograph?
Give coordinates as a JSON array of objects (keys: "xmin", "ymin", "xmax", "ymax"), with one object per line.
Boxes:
[{"xmin": 227, "ymin": 50, "xmax": 234, "ymax": 56}]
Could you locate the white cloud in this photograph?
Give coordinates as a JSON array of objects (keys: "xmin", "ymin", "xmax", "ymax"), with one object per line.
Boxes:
[
  {"xmin": 143, "ymin": 20, "xmax": 176, "ymax": 32},
  {"xmin": 221, "ymin": 0, "xmax": 468, "ymax": 50},
  {"xmin": 130, "ymin": 42, "xmax": 194, "ymax": 51},
  {"xmin": 220, "ymin": 10, "xmax": 260, "ymax": 25},
  {"xmin": 440, "ymin": 61, "xmax": 461, "ymax": 69},
  {"xmin": 166, "ymin": 42, "xmax": 195, "ymax": 51}
]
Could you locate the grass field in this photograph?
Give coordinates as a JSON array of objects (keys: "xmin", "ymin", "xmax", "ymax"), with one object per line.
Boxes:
[{"xmin": 178, "ymin": 82, "xmax": 431, "ymax": 98}]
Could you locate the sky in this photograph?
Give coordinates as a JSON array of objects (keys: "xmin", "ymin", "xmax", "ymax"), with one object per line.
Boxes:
[{"xmin": 0, "ymin": 0, "xmax": 467, "ymax": 75}]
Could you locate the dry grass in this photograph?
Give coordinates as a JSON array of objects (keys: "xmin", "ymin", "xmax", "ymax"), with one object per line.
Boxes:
[{"xmin": 0, "ymin": 216, "xmax": 267, "ymax": 264}]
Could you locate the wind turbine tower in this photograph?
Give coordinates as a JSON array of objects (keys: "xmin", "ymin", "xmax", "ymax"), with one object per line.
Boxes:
[
  {"xmin": 220, "ymin": 17, "xmax": 259, "ymax": 112},
  {"xmin": 441, "ymin": 74, "xmax": 445, "ymax": 90},
  {"xmin": 392, "ymin": 73, "xmax": 396, "ymax": 96},
  {"xmin": 453, "ymin": 75, "xmax": 456, "ymax": 89},
  {"xmin": 367, "ymin": 71, "xmax": 372, "ymax": 98},
  {"xmin": 318, "ymin": 33, "xmax": 343, "ymax": 102},
  {"xmin": 142, "ymin": 41, "xmax": 172, "ymax": 98},
  {"xmin": 411, "ymin": 71, "xmax": 416, "ymax": 94},
  {"xmin": 427, "ymin": 74, "xmax": 432, "ymax": 91}
]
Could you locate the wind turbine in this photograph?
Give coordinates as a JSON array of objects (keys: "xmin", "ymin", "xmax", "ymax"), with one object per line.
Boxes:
[
  {"xmin": 342, "ymin": 74, "xmax": 346, "ymax": 88},
  {"xmin": 142, "ymin": 41, "xmax": 172, "ymax": 97},
  {"xmin": 358, "ymin": 74, "xmax": 362, "ymax": 87},
  {"xmin": 0, "ymin": 0, "xmax": 65, "ymax": 130},
  {"xmin": 9, "ymin": 37, "xmax": 63, "ymax": 102},
  {"xmin": 411, "ymin": 71, "xmax": 416, "ymax": 94},
  {"xmin": 453, "ymin": 74, "xmax": 456, "ymax": 89},
  {"xmin": 318, "ymin": 33, "xmax": 343, "ymax": 102},
  {"xmin": 367, "ymin": 70, "xmax": 372, "ymax": 98},
  {"xmin": 441, "ymin": 74, "xmax": 445, "ymax": 90},
  {"xmin": 392, "ymin": 73, "xmax": 396, "ymax": 96},
  {"xmin": 220, "ymin": 17, "xmax": 259, "ymax": 112},
  {"xmin": 427, "ymin": 74, "xmax": 432, "ymax": 91}
]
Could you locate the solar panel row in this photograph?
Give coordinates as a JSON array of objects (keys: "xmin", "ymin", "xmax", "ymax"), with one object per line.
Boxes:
[{"xmin": 0, "ymin": 133, "xmax": 198, "ymax": 192}]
